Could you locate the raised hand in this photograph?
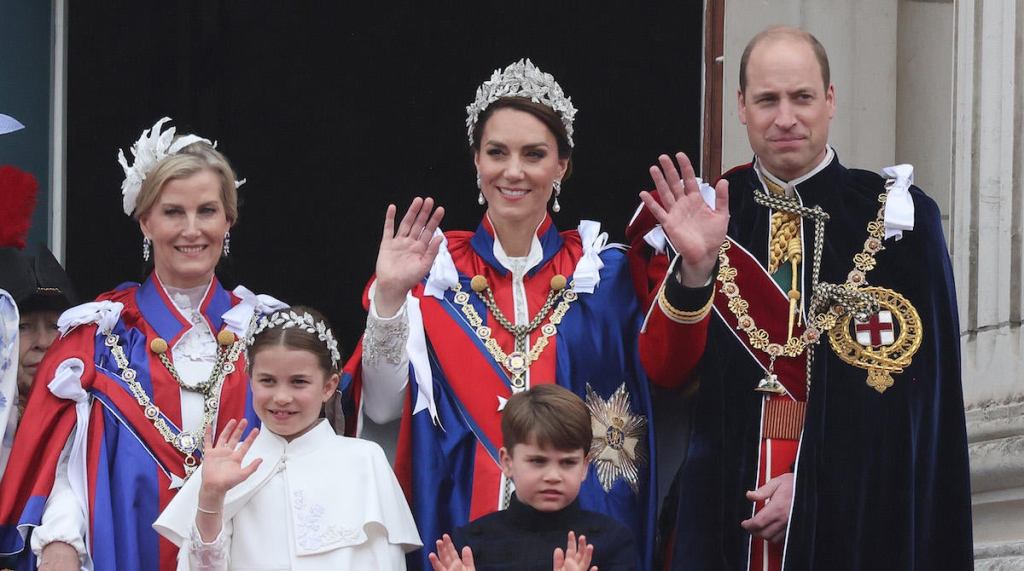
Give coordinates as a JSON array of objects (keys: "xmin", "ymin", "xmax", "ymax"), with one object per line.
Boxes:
[
  {"xmin": 741, "ymin": 472, "xmax": 795, "ymax": 544},
  {"xmin": 428, "ymin": 534, "xmax": 476, "ymax": 571},
  {"xmin": 200, "ymin": 418, "xmax": 262, "ymax": 496},
  {"xmin": 640, "ymin": 152, "xmax": 729, "ymax": 288},
  {"xmin": 553, "ymin": 531, "xmax": 597, "ymax": 571},
  {"xmin": 374, "ymin": 197, "xmax": 446, "ymax": 317}
]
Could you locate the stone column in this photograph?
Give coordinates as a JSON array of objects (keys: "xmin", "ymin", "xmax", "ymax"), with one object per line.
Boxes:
[{"xmin": 953, "ymin": 0, "xmax": 1024, "ymax": 567}]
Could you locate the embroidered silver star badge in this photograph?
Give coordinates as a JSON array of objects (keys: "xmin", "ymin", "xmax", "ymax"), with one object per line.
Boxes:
[{"xmin": 585, "ymin": 383, "xmax": 648, "ymax": 494}]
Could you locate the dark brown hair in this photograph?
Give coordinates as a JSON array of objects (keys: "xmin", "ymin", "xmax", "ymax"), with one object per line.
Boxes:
[
  {"xmin": 247, "ymin": 305, "xmax": 340, "ymax": 375},
  {"xmin": 739, "ymin": 26, "xmax": 831, "ymax": 95},
  {"xmin": 501, "ymin": 384, "xmax": 591, "ymax": 454},
  {"xmin": 471, "ymin": 97, "xmax": 574, "ymax": 180}
]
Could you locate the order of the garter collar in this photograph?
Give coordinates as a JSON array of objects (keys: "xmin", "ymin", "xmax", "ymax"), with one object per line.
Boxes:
[{"xmin": 465, "ymin": 58, "xmax": 577, "ymax": 148}]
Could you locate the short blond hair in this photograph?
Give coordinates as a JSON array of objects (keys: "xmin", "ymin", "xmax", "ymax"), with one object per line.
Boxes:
[{"xmin": 132, "ymin": 140, "xmax": 240, "ymax": 223}]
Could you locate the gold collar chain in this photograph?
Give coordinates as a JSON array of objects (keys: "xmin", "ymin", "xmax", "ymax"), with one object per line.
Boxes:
[
  {"xmin": 718, "ymin": 185, "xmax": 892, "ymax": 394},
  {"xmin": 450, "ymin": 274, "xmax": 577, "ymax": 389},
  {"xmin": 105, "ymin": 332, "xmax": 243, "ymax": 475},
  {"xmin": 147, "ymin": 329, "xmax": 237, "ymax": 394}
]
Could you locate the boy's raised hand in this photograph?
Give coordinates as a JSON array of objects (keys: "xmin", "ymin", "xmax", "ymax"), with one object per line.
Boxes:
[
  {"xmin": 429, "ymin": 534, "xmax": 476, "ymax": 571},
  {"xmin": 553, "ymin": 531, "xmax": 597, "ymax": 571},
  {"xmin": 200, "ymin": 418, "xmax": 262, "ymax": 494}
]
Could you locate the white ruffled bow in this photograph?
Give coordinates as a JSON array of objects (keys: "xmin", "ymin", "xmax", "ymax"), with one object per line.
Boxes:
[
  {"xmin": 573, "ymin": 220, "xmax": 609, "ymax": 294},
  {"xmin": 880, "ymin": 164, "xmax": 916, "ymax": 241},
  {"xmin": 222, "ymin": 286, "xmax": 289, "ymax": 338},
  {"xmin": 57, "ymin": 301, "xmax": 125, "ymax": 337}
]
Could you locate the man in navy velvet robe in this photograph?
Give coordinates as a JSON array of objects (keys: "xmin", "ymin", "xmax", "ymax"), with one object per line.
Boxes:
[{"xmin": 630, "ymin": 26, "xmax": 973, "ymax": 570}]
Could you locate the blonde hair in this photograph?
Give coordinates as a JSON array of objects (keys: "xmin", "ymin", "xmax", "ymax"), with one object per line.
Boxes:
[{"xmin": 132, "ymin": 140, "xmax": 240, "ymax": 223}]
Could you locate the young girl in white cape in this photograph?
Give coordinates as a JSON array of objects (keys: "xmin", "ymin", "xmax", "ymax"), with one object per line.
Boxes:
[{"xmin": 154, "ymin": 306, "xmax": 421, "ymax": 569}]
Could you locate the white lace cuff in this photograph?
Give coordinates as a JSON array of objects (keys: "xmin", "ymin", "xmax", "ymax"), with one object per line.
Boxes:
[
  {"xmin": 363, "ymin": 299, "xmax": 410, "ymax": 367},
  {"xmin": 188, "ymin": 523, "xmax": 230, "ymax": 571}
]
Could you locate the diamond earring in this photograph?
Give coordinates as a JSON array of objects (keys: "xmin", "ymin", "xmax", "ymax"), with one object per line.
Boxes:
[
  {"xmin": 223, "ymin": 231, "xmax": 231, "ymax": 257},
  {"xmin": 552, "ymin": 179, "xmax": 562, "ymax": 213},
  {"xmin": 142, "ymin": 237, "xmax": 151, "ymax": 262}
]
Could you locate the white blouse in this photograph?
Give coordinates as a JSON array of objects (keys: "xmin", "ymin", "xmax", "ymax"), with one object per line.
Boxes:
[{"xmin": 154, "ymin": 421, "xmax": 421, "ymax": 570}]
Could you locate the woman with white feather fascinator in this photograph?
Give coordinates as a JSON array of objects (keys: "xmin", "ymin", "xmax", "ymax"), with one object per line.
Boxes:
[{"xmin": 0, "ymin": 118, "xmax": 287, "ymax": 571}]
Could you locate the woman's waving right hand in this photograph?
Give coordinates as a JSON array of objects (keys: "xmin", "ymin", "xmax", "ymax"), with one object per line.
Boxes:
[{"xmin": 374, "ymin": 197, "xmax": 446, "ymax": 317}]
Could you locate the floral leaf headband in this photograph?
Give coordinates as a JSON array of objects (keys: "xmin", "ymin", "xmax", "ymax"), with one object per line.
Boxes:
[
  {"xmin": 116, "ymin": 117, "xmax": 246, "ymax": 217},
  {"xmin": 247, "ymin": 310, "xmax": 341, "ymax": 371},
  {"xmin": 465, "ymin": 58, "xmax": 577, "ymax": 148}
]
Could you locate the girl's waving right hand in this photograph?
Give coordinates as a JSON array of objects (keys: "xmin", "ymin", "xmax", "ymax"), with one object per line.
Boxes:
[{"xmin": 201, "ymin": 418, "xmax": 262, "ymax": 495}]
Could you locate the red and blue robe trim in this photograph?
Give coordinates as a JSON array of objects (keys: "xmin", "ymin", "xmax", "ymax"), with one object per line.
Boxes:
[
  {"xmin": 344, "ymin": 216, "xmax": 660, "ymax": 570},
  {"xmin": 0, "ymin": 275, "xmax": 258, "ymax": 571}
]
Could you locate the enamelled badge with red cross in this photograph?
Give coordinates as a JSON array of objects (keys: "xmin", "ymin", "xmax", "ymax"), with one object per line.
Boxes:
[{"xmin": 854, "ymin": 310, "xmax": 895, "ymax": 347}]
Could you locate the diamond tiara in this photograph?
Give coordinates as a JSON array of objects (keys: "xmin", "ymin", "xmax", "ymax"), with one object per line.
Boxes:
[
  {"xmin": 247, "ymin": 310, "xmax": 341, "ymax": 370},
  {"xmin": 465, "ymin": 59, "xmax": 577, "ymax": 148}
]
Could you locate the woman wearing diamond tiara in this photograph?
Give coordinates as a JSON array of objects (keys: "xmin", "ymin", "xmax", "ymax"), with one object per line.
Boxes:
[
  {"xmin": 348, "ymin": 59, "xmax": 713, "ymax": 570},
  {"xmin": 0, "ymin": 118, "xmax": 286, "ymax": 571},
  {"xmin": 154, "ymin": 306, "xmax": 421, "ymax": 569}
]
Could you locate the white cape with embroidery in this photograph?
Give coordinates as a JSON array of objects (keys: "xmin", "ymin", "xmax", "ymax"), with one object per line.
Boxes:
[{"xmin": 154, "ymin": 421, "xmax": 421, "ymax": 570}]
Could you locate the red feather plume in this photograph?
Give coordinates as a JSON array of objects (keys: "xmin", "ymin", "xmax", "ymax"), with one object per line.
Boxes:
[{"xmin": 0, "ymin": 165, "xmax": 39, "ymax": 249}]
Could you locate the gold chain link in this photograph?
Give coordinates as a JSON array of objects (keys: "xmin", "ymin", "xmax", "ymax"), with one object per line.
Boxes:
[
  {"xmin": 450, "ymin": 281, "xmax": 577, "ymax": 389},
  {"xmin": 104, "ymin": 333, "xmax": 243, "ymax": 475},
  {"xmin": 720, "ymin": 182, "xmax": 893, "ymax": 393}
]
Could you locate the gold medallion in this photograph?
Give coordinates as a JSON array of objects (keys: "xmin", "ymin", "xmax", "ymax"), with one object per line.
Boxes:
[{"xmin": 827, "ymin": 286, "xmax": 922, "ymax": 393}]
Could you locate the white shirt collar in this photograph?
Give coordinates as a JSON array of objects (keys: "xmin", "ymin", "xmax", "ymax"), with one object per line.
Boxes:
[{"xmin": 755, "ymin": 145, "xmax": 835, "ymax": 196}]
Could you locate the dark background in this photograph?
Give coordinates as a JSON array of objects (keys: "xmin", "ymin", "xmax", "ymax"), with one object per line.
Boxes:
[{"xmin": 66, "ymin": 2, "xmax": 704, "ymax": 355}]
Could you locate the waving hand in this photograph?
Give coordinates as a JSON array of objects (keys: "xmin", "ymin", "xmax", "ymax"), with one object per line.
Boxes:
[
  {"xmin": 640, "ymin": 152, "xmax": 729, "ymax": 287},
  {"xmin": 374, "ymin": 197, "xmax": 446, "ymax": 317}
]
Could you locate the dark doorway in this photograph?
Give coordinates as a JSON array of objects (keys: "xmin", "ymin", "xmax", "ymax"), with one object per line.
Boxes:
[{"xmin": 66, "ymin": 2, "xmax": 704, "ymax": 354}]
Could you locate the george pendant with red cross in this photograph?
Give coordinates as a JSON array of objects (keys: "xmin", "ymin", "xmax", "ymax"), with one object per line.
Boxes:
[{"xmin": 854, "ymin": 310, "xmax": 895, "ymax": 347}]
